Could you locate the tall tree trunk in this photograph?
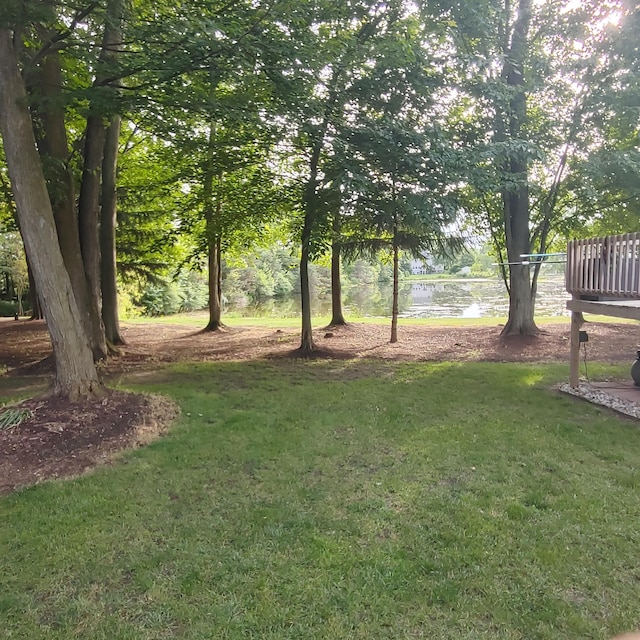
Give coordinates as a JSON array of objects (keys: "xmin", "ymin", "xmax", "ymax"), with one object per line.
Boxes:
[
  {"xmin": 390, "ymin": 231, "xmax": 399, "ymax": 344},
  {"xmin": 502, "ymin": 183, "xmax": 536, "ymax": 335},
  {"xmin": 299, "ymin": 228, "xmax": 315, "ymax": 351},
  {"xmin": 29, "ymin": 44, "xmax": 108, "ymax": 358},
  {"xmin": 499, "ymin": 0, "xmax": 537, "ymax": 336},
  {"xmin": 217, "ymin": 242, "xmax": 223, "ymax": 314},
  {"xmin": 16, "ymin": 290, "xmax": 23, "ymax": 318},
  {"xmin": 299, "ymin": 137, "xmax": 326, "ymax": 352},
  {"xmin": 0, "ymin": 29, "xmax": 100, "ymax": 399},
  {"xmin": 77, "ymin": 113, "xmax": 108, "ymax": 352},
  {"xmin": 77, "ymin": 0, "xmax": 125, "ymax": 357},
  {"xmin": 206, "ymin": 236, "xmax": 223, "ymax": 331},
  {"xmin": 100, "ymin": 114, "xmax": 124, "ymax": 345},
  {"xmin": 329, "ymin": 211, "xmax": 346, "ymax": 326},
  {"xmin": 203, "ymin": 138, "xmax": 224, "ymax": 331}
]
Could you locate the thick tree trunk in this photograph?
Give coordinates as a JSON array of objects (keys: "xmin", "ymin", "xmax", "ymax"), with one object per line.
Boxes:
[
  {"xmin": 30, "ymin": 44, "xmax": 108, "ymax": 359},
  {"xmin": 100, "ymin": 115, "xmax": 125, "ymax": 345},
  {"xmin": 299, "ymin": 170, "xmax": 318, "ymax": 351},
  {"xmin": 77, "ymin": 113, "xmax": 108, "ymax": 352},
  {"xmin": 390, "ymin": 240, "xmax": 399, "ymax": 344},
  {"xmin": 299, "ymin": 235, "xmax": 315, "ymax": 351},
  {"xmin": 501, "ymin": 182, "xmax": 537, "ymax": 336},
  {"xmin": 329, "ymin": 212, "xmax": 346, "ymax": 326},
  {"xmin": 77, "ymin": 0, "xmax": 125, "ymax": 358},
  {"xmin": 499, "ymin": 0, "xmax": 537, "ymax": 336},
  {"xmin": 206, "ymin": 236, "xmax": 224, "ymax": 331},
  {"xmin": 0, "ymin": 29, "xmax": 100, "ymax": 399}
]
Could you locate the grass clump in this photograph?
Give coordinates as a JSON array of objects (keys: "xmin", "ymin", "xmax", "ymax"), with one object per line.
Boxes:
[
  {"xmin": 1, "ymin": 360, "xmax": 640, "ymax": 639},
  {"xmin": 0, "ymin": 406, "xmax": 32, "ymax": 430}
]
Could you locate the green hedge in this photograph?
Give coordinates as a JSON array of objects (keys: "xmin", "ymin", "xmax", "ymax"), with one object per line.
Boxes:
[{"xmin": 0, "ymin": 300, "xmax": 30, "ymax": 317}]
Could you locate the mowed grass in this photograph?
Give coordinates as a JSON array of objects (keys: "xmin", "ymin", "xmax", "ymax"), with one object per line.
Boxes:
[
  {"xmin": 123, "ymin": 310, "xmax": 522, "ymax": 328},
  {"xmin": 122, "ymin": 310, "xmax": 639, "ymax": 329},
  {"xmin": 2, "ymin": 360, "xmax": 640, "ymax": 639}
]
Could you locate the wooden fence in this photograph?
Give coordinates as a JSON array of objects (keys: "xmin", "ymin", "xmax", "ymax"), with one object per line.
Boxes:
[{"xmin": 566, "ymin": 232, "xmax": 640, "ymax": 299}]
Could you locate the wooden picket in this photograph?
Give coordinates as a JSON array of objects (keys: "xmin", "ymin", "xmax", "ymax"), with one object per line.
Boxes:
[{"xmin": 566, "ymin": 232, "xmax": 640, "ymax": 299}]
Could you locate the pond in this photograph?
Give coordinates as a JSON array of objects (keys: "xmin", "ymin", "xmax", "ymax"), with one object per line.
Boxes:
[{"xmin": 226, "ymin": 276, "xmax": 570, "ymax": 320}]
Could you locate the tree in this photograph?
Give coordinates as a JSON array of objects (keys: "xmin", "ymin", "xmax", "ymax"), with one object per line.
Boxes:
[
  {"xmin": 440, "ymin": 0, "xmax": 631, "ymax": 334},
  {"xmin": 342, "ymin": 122, "xmax": 462, "ymax": 343},
  {"xmin": 329, "ymin": 207, "xmax": 347, "ymax": 326},
  {"xmin": 497, "ymin": 0, "xmax": 534, "ymax": 335},
  {"xmin": 278, "ymin": 1, "xmax": 417, "ymax": 350},
  {"xmin": 17, "ymin": 0, "xmax": 131, "ymax": 358},
  {"xmin": 100, "ymin": 115, "xmax": 125, "ymax": 344},
  {"xmin": 197, "ymin": 141, "xmax": 285, "ymax": 331},
  {"xmin": 0, "ymin": 28, "xmax": 100, "ymax": 399},
  {"xmin": 0, "ymin": 232, "xmax": 28, "ymax": 317},
  {"xmin": 310, "ymin": 1, "xmax": 462, "ymax": 341},
  {"xmin": 562, "ymin": 5, "xmax": 640, "ymax": 238}
]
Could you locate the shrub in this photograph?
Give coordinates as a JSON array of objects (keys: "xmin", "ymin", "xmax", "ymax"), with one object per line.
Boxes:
[
  {"xmin": 139, "ymin": 281, "xmax": 181, "ymax": 316},
  {"xmin": 177, "ymin": 271, "xmax": 208, "ymax": 312},
  {"xmin": 0, "ymin": 300, "xmax": 18, "ymax": 317}
]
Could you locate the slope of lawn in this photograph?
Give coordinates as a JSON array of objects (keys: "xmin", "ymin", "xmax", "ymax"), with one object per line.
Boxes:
[{"xmin": 1, "ymin": 360, "xmax": 640, "ymax": 639}]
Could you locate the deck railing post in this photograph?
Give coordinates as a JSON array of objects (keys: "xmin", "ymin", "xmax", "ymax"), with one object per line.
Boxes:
[{"xmin": 566, "ymin": 232, "xmax": 640, "ymax": 299}]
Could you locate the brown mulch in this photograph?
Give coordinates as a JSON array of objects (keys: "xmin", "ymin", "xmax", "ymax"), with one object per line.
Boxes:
[
  {"xmin": 0, "ymin": 316, "xmax": 638, "ymax": 495},
  {"xmin": 0, "ymin": 391, "xmax": 179, "ymax": 495}
]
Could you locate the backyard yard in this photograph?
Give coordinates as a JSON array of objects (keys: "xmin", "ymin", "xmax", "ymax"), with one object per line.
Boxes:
[{"xmin": 1, "ymin": 318, "xmax": 639, "ymax": 639}]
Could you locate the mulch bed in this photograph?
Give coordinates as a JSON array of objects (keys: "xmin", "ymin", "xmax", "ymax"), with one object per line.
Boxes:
[{"xmin": 0, "ymin": 390, "xmax": 179, "ymax": 495}]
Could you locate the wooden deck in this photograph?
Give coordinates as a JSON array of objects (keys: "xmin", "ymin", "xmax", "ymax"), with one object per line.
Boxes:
[
  {"xmin": 566, "ymin": 233, "xmax": 640, "ymax": 387},
  {"xmin": 566, "ymin": 298, "xmax": 640, "ymax": 322}
]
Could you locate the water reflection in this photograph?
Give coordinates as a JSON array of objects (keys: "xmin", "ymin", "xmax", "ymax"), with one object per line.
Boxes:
[
  {"xmin": 226, "ymin": 277, "xmax": 570, "ymax": 319},
  {"xmin": 397, "ymin": 278, "xmax": 568, "ymax": 319}
]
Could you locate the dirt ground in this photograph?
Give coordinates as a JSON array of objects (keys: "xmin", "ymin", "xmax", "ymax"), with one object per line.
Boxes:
[{"xmin": 0, "ymin": 317, "xmax": 638, "ymax": 494}]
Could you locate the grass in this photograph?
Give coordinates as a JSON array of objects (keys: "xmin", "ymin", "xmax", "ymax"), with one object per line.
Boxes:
[
  {"xmin": 2, "ymin": 360, "xmax": 640, "ymax": 639},
  {"xmin": 123, "ymin": 310, "xmax": 639, "ymax": 329},
  {"xmin": 122, "ymin": 310, "xmax": 559, "ymax": 329}
]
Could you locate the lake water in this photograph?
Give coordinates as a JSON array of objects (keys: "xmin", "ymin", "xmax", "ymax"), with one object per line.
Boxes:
[{"xmin": 227, "ymin": 277, "xmax": 570, "ymax": 319}]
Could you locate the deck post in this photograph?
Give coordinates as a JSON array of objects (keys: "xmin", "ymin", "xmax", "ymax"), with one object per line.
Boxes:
[{"xmin": 569, "ymin": 305, "xmax": 583, "ymax": 388}]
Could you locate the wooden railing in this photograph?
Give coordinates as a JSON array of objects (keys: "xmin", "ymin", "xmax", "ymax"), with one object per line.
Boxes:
[{"xmin": 566, "ymin": 232, "xmax": 640, "ymax": 299}]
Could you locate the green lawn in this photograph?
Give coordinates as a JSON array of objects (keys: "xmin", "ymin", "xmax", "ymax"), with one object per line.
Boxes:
[
  {"xmin": 122, "ymin": 310, "xmax": 639, "ymax": 329},
  {"xmin": 122, "ymin": 310, "xmax": 525, "ymax": 328},
  {"xmin": 2, "ymin": 360, "xmax": 640, "ymax": 639}
]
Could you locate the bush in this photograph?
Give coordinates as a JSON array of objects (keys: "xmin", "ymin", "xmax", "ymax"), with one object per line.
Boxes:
[
  {"xmin": 139, "ymin": 281, "xmax": 181, "ymax": 316},
  {"xmin": 0, "ymin": 300, "xmax": 18, "ymax": 317},
  {"xmin": 0, "ymin": 299, "xmax": 30, "ymax": 317},
  {"xmin": 117, "ymin": 288, "xmax": 143, "ymax": 319},
  {"xmin": 177, "ymin": 271, "xmax": 208, "ymax": 312}
]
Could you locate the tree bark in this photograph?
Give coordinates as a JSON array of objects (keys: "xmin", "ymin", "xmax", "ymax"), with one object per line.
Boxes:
[
  {"xmin": 299, "ymin": 135, "xmax": 325, "ymax": 352},
  {"xmin": 205, "ymin": 236, "xmax": 223, "ymax": 331},
  {"xmin": 0, "ymin": 29, "xmax": 100, "ymax": 399},
  {"xmin": 329, "ymin": 211, "xmax": 347, "ymax": 326},
  {"xmin": 100, "ymin": 114, "xmax": 125, "ymax": 345},
  {"xmin": 77, "ymin": 113, "xmax": 107, "ymax": 351},
  {"xmin": 28, "ymin": 45, "xmax": 107, "ymax": 357},
  {"xmin": 203, "ymin": 142, "xmax": 224, "ymax": 331},
  {"xmin": 390, "ymin": 227, "xmax": 399, "ymax": 344},
  {"xmin": 299, "ymin": 228, "xmax": 315, "ymax": 351},
  {"xmin": 77, "ymin": 0, "xmax": 125, "ymax": 357},
  {"xmin": 499, "ymin": 0, "xmax": 537, "ymax": 336}
]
